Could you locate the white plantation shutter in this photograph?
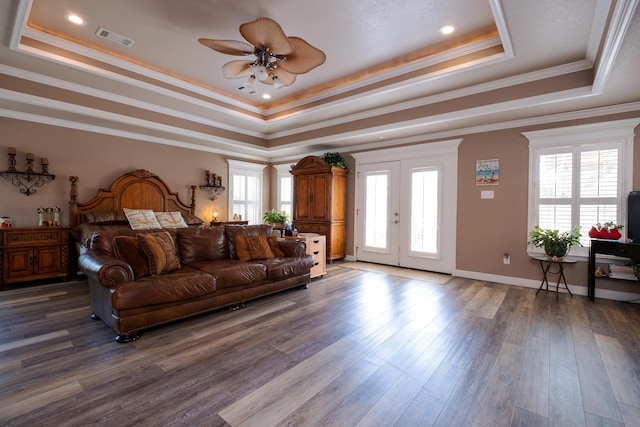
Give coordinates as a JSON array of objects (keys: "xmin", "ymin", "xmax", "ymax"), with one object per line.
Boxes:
[
  {"xmin": 228, "ymin": 160, "xmax": 265, "ymax": 224},
  {"xmin": 525, "ymin": 119, "xmax": 637, "ymax": 256}
]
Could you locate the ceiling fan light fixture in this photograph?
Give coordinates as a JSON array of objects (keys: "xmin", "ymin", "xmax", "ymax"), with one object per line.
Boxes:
[
  {"xmin": 245, "ymin": 74, "xmax": 256, "ymax": 89},
  {"xmin": 256, "ymin": 65, "xmax": 269, "ymax": 80},
  {"xmin": 272, "ymin": 75, "xmax": 284, "ymax": 89},
  {"xmin": 199, "ymin": 17, "xmax": 325, "ymax": 90}
]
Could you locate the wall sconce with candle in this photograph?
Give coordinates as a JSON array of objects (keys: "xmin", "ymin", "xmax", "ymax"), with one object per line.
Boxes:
[
  {"xmin": 199, "ymin": 169, "xmax": 225, "ymax": 200},
  {"xmin": 1, "ymin": 147, "xmax": 55, "ymax": 195}
]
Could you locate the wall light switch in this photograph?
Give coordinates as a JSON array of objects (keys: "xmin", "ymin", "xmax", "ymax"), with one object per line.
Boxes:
[{"xmin": 481, "ymin": 190, "xmax": 494, "ymax": 199}]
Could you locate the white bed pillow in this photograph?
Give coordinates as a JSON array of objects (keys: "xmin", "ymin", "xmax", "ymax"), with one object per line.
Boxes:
[
  {"xmin": 154, "ymin": 211, "xmax": 188, "ymax": 229},
  {"xmin": 123, "ymin": 208, "xmax": 162, "ymax": 230}
]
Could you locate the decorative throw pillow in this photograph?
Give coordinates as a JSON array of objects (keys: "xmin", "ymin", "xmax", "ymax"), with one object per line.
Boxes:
[
  {"xmin": 123, "ymin": 208, "xmax": 162, "ymax": 230},
  {"xmin": 83, "ymin": 211, "xmax": 128, "ymax": 224},
  {"xmin": 155, "ymin": 211, "xmax": 188, "ymax": 229},
  {"xmin": 267, "ymin": 236, "xmax": 285, "ymax": 257},
  {"xmin": 234, "ymin": 235, "xmax": 275, "ymax": 261},
  {"xmin": 137, "ymin": 231, "xmax": 181, "ymax": 275},
  {"xmin": 113, "ymin": 235, "xmax": 150, "ymax": 279},
  {"xmin": 181, "ymin": 213, "xmax": 205, "ymax": 226}
]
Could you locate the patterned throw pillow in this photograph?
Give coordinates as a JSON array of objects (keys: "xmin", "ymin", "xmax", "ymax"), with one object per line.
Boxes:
[
  {"xmin": 123, "ymin": 208, "xmax": 162, "ymax": 230},
  {"xmin": 154, "ymin": 211, "xmax": 188, "ymax": 229},
  {"xmin": 234, "ymin": 235, "xmax": 275, "ymax": 261},
  {"xmin": 267, "ymin": 236, "xmax": 285, "ymax": 257},
  {"xmin": 137, "ymin": 231, "xmax": 181, "ymax": 275}
]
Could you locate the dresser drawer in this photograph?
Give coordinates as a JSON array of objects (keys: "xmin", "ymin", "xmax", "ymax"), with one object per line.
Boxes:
[{"xmin": 3, "ymin": 229, "xmax": 62, "ymax": 246}]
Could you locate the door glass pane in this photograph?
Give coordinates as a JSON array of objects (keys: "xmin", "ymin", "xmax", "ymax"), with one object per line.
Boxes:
[
  {"xmin": 411, "ymin": 169, "xmax": 438, "ymax": 254},
  {"xmin": 365, "ymin": 173, "xmax": 388, "ymax": 248}
]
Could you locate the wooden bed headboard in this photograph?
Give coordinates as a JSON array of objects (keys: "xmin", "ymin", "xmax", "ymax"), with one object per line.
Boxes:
[{"xmin": 68, "ymin": 169, "xmax": 196, "ymax": 227}]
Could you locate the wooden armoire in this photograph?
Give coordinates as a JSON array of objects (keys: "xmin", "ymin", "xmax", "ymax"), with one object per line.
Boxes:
[{"xmin": 290, "ymin": 156, "xmax": 347, "ymax": 262}]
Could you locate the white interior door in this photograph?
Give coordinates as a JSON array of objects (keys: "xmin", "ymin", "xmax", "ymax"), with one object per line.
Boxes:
[
  {"xmin": 356, "ymin": 162, "xmax": 401, "ymax": 265},
  {"xmin": 354, "ymin": 141, "xmax": 459, "ymax": 274}
]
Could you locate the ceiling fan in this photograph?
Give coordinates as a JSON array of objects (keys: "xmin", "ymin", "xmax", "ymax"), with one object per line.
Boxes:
[{"xmin": 198, "ymin": 17, "xmax": 326, "ymax": 89}]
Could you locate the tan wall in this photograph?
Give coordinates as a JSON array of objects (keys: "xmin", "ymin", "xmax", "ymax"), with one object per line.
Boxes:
[
  {"xmin": 3, "ymin": 114, "xmax": 640, "ymax": 297},
  {"xmin": 0, "ymin": 118, "xmax": 234, "ymax": 226}
]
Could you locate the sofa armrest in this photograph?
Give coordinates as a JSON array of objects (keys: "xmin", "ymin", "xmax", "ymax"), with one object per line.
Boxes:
[
  {"xmin": 277, "ymin": 239, "xmax": 307, "ymax": 257},
  {"xmin": 78, "ymin": 252, "xmax": 135, "ymax": 288}
]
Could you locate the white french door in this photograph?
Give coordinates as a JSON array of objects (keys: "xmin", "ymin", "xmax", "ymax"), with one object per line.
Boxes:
[
  {"xmin": 354, "ymin": 141, "xmax": 459, "ymax": 274},
  {"xmin": 357, "ymin": 162, "xmax": 401, "ymax": 265}
]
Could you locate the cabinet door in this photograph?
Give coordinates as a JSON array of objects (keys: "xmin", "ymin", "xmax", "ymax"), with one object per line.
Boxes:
[
  {"xmin": 294, "ymin": 175, "xmax": 312, "ymax": 220},
  {"xmin": 310, "ymin": 174, "xmax": 330, "ymax": 221},
  {"xmin": 33, "ymin": 246, "xmax": 61, "ymax": 275},
  {"xmin": 5, "ymin": 248, "xmax": 33, "ymax": 279}
]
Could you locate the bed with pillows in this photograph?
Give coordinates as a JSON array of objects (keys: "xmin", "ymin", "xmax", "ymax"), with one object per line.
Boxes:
[{"xmin": 69, "ymin": 170, "xmax": 314, "ymax": 342}]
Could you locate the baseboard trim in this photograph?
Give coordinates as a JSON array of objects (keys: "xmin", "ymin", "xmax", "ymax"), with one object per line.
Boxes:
[{"xmin": 454, "ymin": 269, "xmax": 640, "ymax": 302}]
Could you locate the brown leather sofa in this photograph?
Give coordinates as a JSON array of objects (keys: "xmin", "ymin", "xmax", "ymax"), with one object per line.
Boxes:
[{"xmin": 78, "ymin": 224, "xmax": 315, "ymax": 342}]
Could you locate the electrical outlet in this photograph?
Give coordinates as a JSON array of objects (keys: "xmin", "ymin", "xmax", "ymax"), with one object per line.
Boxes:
[{"xmin": 503, "ymin": 253, "xmax": 510, "ymax": 264}]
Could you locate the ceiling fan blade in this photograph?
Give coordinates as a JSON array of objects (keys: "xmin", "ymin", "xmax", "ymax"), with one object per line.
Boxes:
[
  {"xmin": 262, "ymin": 68, "xmax": 297, "ymax": 86},
  {"xmin": 222, "ymin": 60, "xmax": 254, "ymax": 78},
  {"xmin": 239, "ymin": 18, "xmax": 293, "ymax": 55},
  {"xmin": 278, "ymin": 37, "xmax": 326, "ymax": 74},
  {"xmin": 198, "ymin": 39, "xmax": 254, "ymax": 56}
]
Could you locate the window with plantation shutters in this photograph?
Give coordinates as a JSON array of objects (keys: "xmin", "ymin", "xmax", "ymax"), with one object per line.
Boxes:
[
  {"xmin": 274, "ymin": 164, "xmax": 293, "ymax": 220},
  {"xmin": 228, "ymin": 160, "xmax": 266, "ymax": 225},
  {"xmin": 524, "ymin": 119, "xmax": 637, "ymax": 257}
]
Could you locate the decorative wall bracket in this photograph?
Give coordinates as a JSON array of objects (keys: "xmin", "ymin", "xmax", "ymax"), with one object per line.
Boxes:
[
  {"xmin": 199, "ymin": 170, "xmax": 225, "ymax": 200},
  {"xmin": 1, "ymin": 148, "xmax": 55, "ymax": 196}
]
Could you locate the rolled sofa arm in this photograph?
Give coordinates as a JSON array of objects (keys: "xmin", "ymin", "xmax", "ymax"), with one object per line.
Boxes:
[
  {"xmin": 78, "ymin": 252, "xmax": 135, "ymax": 288},
  {"xmin": 277, "ymin": 239, "xmax": 307, "ymax": 257}
]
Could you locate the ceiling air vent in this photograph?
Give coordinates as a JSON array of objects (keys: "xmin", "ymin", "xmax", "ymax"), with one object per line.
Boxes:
[
  {"xmin": 95, "ymin": 27, "xmax": 135, "ymax": 47},
  {"xmin": 235, "ymin": 84, "xmax": 256, "ymax": 95}
]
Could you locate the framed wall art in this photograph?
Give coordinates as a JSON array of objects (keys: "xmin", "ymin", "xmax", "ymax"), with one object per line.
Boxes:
[{"xmin": 476, "ymin": 159, "xmax": 500, "ymax": 186}]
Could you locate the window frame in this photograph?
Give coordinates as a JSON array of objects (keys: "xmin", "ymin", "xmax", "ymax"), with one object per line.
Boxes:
[
  {"xmin": 227, "ymin": 160, "xmax": 266, "ymax": 225},
  {"xmin": 274, "ymin": 164, "xmax": 293, "ymax": 220},
  {"xmin": 524, "ymin": 119, "xmax": 637, "ymax": 258}
]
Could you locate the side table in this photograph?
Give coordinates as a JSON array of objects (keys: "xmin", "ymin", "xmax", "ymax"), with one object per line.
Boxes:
[
  {"xmin": 284, "ymin": 234, "xmax": 326, "ymax": 279},
  {"xmin": 531, "ymin": 255, "xmax": 577, "ymax": 300}
]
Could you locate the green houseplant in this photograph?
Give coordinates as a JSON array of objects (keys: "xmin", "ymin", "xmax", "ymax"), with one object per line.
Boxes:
[
  {"xmin": 528, "ymin": 225, "xmax": 582, "ymax": 257},
  {"xmin": 263, "ymin": 209, "xmax": 289, "ymax": 228},
  {"xmin": 322, "ymin": 152, "xmax": 351, "ymax": 173}
]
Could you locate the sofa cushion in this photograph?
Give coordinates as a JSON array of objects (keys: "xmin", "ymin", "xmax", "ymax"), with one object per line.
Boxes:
[
  {"xmin": 111, "ymin": 270, "xmax": 217, "ymax": 310},
  {"xmin": 177, "ymin": 226, "xmax": 228, "ymax": 264},
  {"xmin": 190, "ymin": 259, "xmax": 267, "ymax": 289},
  {"xmin": 137, "ymin": 231, "xmax": 181, "ymax": 275},
  {"xmin": 235, "ymin": 235, "xmax": 275, "ymax": 261},
  {"xmin": 257, "ymin": 256, "xmax": 315, "ymax": 281},
  {"xmin": 155, "ymin": 211, "xmax": 188, "ymax": 229},
  {"xmin": 225, "ymin": 224, "xmax": 273, "ymax": 259},
  {"xmin": 113, "ymin": 235, "xmax": 150, "ymax": 279},
  {"xmin": 124, "ymin": 208, "xmax": 162, "ymax": 230}
]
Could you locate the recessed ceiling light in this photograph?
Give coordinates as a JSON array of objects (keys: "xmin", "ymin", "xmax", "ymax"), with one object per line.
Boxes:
[
  {"xmin": 66, "ymin": 14, "xmax": 86, "ymax": 26},
  {"xmin": 439, "ymin": 25, "xmax": 455, "ymax": 35},
  {"xmin": 262, "ymin": 93, "xmax": 271, "ymax": 99}
]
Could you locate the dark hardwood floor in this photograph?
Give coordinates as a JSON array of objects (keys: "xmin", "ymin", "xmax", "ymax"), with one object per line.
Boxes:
[{"xmin": 1, "ymin": 263, "xmax": 640, "ymax": 426}]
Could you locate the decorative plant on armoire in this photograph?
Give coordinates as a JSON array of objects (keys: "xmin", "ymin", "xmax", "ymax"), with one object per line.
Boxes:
[{"xmin": 321, "ymin": 152, "xmax": 351, "ymax": 173}]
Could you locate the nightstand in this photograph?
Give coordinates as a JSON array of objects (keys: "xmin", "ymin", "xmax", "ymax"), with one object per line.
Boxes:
[{"xmin": 285, "ymin": 234, "xmax": 326, "ymax": 278}]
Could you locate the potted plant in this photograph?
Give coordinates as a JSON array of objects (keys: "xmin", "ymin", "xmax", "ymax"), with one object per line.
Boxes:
[
  {"xmin": 322, "ymin": 152, "xmax": 351, "ymax": 173},
  {"xmin": 528, "ymin": 225, "xmax": 582, "ymax": 258},
  {"xmin": 263, "ymin": 209, "xmax": 289, "ymax": 229},
  {"xmin": 588, "ymin": 221, "xmax": 623, "ymax": 240}
]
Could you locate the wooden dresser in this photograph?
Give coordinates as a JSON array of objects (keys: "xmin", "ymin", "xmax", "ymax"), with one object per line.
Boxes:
[
  {"xmin": 0, "ymin": 227, "xmax": 71, "ymax": 289},
  {"xmin": 290, "ymin": 156, "xmax": 347, "ymax": 262},
  {"xmin": 285, "ymin": 234, "xmax": 326, "ymax": 278}
]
